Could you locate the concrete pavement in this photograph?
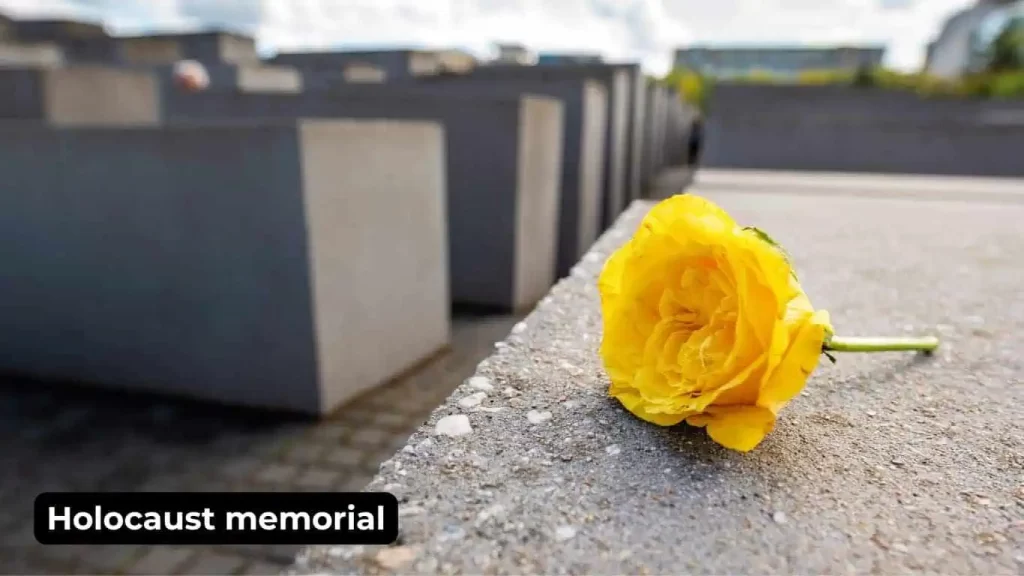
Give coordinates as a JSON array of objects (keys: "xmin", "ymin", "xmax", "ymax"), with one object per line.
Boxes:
[{"xmin": 292, "ymin": 173, "xmax": 1024, "ymax": 574}]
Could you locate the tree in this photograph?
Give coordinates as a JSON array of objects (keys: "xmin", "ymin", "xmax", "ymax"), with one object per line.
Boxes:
[{"xmin": 987, "ymin": 18, "xmax": 1024, "ymax": 73}]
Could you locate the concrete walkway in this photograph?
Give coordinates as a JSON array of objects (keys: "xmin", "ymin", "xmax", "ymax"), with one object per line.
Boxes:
[{"xmin": 292, "ymin": 174, "xmax": 1024, "ymax": 574}]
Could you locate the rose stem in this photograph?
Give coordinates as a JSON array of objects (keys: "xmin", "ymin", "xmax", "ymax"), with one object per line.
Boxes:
[{"xmin": 824, "ymin": 336, "xmax": 940, "ymax": 354}]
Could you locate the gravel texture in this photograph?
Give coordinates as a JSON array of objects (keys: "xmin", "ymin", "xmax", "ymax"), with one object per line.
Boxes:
[{"xmin": 290, "ymin": 182, "xmax": 1024, "ymax": 575}]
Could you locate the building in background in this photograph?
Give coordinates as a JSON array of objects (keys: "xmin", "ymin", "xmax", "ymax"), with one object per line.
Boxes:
[
  {"xmin": 673, "ymin": 45, "xmax": 886, "ymax": 79},
  {"xmin": 925, "ymin": 0, "xmax": 1019, "ymax": 78},
  {"xmin": 971, "ymin": 1, "xmax": 1024, "ymax": 70},
  {"xmin": 537, "ymin": 53, "xmax": 604, "ymax": 66}
]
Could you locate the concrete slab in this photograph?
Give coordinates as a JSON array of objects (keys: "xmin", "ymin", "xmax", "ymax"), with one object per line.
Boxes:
[
  {"xmin": 290, "ymin": 175, "xmax": 1024, "ymax": 574},
  {"xmin": 410, "ymin": 77, "xmax": 607, "ymax": 279},
  {"xmin": 114, "ymin": 32, "xmax": 260, "ymax": 65},
  {"xmin": 642, "ymin": 83, "xmax": 668, "ymax": 191},
  {"xmin": 165, "ymin": 90, "xmax": 563, "ymax": 312},
  {"xmin": 0, "ymin": 66, "xmax": 159, "ymax": 126},
  {"xmin": 3, "ymin": 17, "xmax": 115, "ymax": 63},
  {"xmin": 624, "ymin": 67, "xmax": 647, "ymax": 206},
  {"xmin": 0, "ymin": 120, "xmax": 450, "ymax": 414},
  {"xmin": 268, "ymin": 50, "xmax": 476, "ymax": 88},
  {"xmin": 142, "ymin": 62, "xmax": 302, "ymax": 94},
  {"xmin": 0, "ymin": 41, "xmax": 64, "ymax": 67},
  {"xmin": 464, "ymin": 64, "xmax": 634, "ymax": 229}
]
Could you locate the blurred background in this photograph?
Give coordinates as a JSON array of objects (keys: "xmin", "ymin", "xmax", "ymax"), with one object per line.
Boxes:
[
  {"xmin": 2, "ymin": 0, "xmax": 1020, "ymax": 76},
  {"xmin": 0, "ymin": 1, "xmax": 1020, "ymax": 574}
]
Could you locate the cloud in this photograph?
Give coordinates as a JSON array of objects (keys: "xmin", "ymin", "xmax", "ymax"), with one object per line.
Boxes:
[{"xmin": 0, "ymin": 0, "xmax": 975, "ymax": 74}]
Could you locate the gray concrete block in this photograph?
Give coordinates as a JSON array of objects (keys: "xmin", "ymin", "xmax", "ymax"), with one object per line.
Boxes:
[
  {"xmin": 115, "ymin": 32, "xmax": 260, "ymax": 65},
  {"xmin": 625, "ymin": 67, "xmax": 647, "ymax": 206},
  {"xmin": 270, "ymin": 51, "xmax": 413, "ymax": 84},
  {"xmin": 641, "ymin": 82, "xmax": 666, "ymax": 192},
  {"xmin": 268, "ymin": 50, "xmax": 477, "ymax": 87},
  {"xmin": 409, "ymin": 77, "xmax": 606, "ymax": 278},
  {"xmin": 0, "ymin": 66, "xmax": 159, "ymax": 126},
  {"xmin": 661, "ymin": 89, "xmax": 690, "ymax": 167},
  {"xmin": 0, "ymin": 120, "xmax": 451, "ymax": 414},
  {"xmin": 141, "ymin": 62, "xmax": 303, "ymax": 94},
  {"xmin": 7, "ymin": 19, "xmax": 118, "ymax": 64},
  {"xmin": 165, "ymin": 90, "xmax": 563, "ymax": 311},
  {"xmin": 463, "ymin": 64, "xmax": 634, "ymax": 229},
  {"xmin": 0, "ymin": 41, "xmax": 64, "ymax": 68}
]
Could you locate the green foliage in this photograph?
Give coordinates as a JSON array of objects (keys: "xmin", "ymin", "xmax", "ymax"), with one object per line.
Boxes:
[
  {"xmin": 711, "ymin": 64, "xmax": 1024, "ymax": 100},
  {"xmin": 988, "ymin": 71, "xmax": 1024, "ymax": 98},
  {"xmin": 663, "ymin": 67, "xmax": 711, "ymax": 111},
  {"xmin": 662, "ymin": 45, "xmax": 1024, "ymax": 102},
  {"xmin": 851, "ymin": 65, "xmax": 874, "ymax": 88},
  {"xmin": 986, "ymin": 19, "xmax": 1024, "ymax": 73},
  {"xmin": 797, "ymin": 68, "xmax": 854, "ymax": 86},
  {"xmin": 736, "ymin": 69, "xmax": 781, "ymax": 84}
]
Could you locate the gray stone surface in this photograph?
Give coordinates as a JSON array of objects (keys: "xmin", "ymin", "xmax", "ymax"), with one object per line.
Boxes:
[
  {"xmin": 463, "ymin": 64, "xmax": 634, "ymax": 230},
  {"xmin": 642, "ymin": 83, "xmax": 668, "ymax": 190},
  {"xmin": 623, "ymin": 68, "xmax": 647, "ymax": 206},
  {"xmin": 0, "ymin": 41, "xmax": 64, "ymax": 67},
  {"xmin": 0, "ymin": 120, "xmax": 450, "ymax": 414},
  {"xmin": 291, "ymin": 175, "xmax": 1023, "ymax": 574},
  {"xmin": 0, "ymin": 66, "xmax": 160, "ymax": 126},
  {"xmin": 140, "ymin": 62, "xmax": 303, "ymax": 94},
  {"xmin": 408, "ymin": 77, "xmax": 607, "ymax": 279},
  {"xmin": 113, "ymin": 32, "xmax": 260, "ymax": 66},
  {"xmin": 166, "ymin": 91, "xmax": 563, "ymax": 311},
  {"xmin": 268, "ymin": 50, "xmax": 470, "ymax": 87}
]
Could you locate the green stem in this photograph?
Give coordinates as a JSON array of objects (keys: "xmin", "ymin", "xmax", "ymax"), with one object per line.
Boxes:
[{"xmin": 824, "ymin": 336, "xmax": 939, "ymax": 354}]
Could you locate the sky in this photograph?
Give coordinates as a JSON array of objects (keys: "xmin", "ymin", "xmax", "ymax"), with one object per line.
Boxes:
[{"xmin": 0, "ymin": 0, "xmax": 977, "ymax": 74}]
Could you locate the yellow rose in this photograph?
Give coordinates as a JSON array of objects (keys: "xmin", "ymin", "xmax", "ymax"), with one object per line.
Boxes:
[{"xmin": 598, "ymin": 194, "xmax": 833, "ymax": 452}]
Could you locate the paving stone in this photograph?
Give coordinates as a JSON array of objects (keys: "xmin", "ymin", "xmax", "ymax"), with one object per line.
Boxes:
[
  {"xmin": 385, "ymin": 432, "xmax": 414, "ymax": 453},
  {"xmin": 339, "ymin": 474, "xmax": 373, "ymax": 492},
  {"xmin": 282, "ymin": 443, "xmax": 325, "ymax": 464},
  {"xmin": 137, "ymin": 475, "xmax": 192, "ymax": 492},
  {"xmin": 390, "ymin": 397, "xmax": 439, "ymax": 416},
  {"xmin": 5, "ymin": 520, "xmax": 39, "ymax": 547},
  {"xmin": 295, "ymin": 468, "xmax": 342, "ymax": 490},
  {"xmin": 35, "ymin": 544, "xmax": 88, "ymax": 565},
  {"xmin": 0, "ymin": 297, "xmax": 521, "ymax": 574},
  {"xmin": 220, "ymin": 457, "xmax": 265, "ymax": 480},
  {"xmin": 124, "ymin": 546, "xmax": 196, "ymax": 575},
  {"xmin": 365, "ymin": 448, "xmax": 401, "ymax": 472},
  {"xmin": 255, "ymin": 464, "xmax": 299, "ymax": 485},
  {"xmin": 240, "ymin": 559, "xmax": 286, "ymax": 575},
  {"xmin": 324, "ymin": 447, "xmax": 365, "ymax": 468},
  {"xmin": 226, "ymin": 544, "xmax": 300, "ymax": 565},
  {"xmin": 184, "ymin": 551, "xmax": 247, "ymax": 575},
  {"xmin": 309, "ymin": 423, "xmax": 352, "ymax": 442},
  {"xmin": 0, "ymin": 551, "xmax": 58, "ymax": 574},
  {"xmin": 208, "ymin": 433, "xmax": 263, "ymax": 456},
  {"xmin": 347, "ymin": 427, "xmax": 391, "ymax": 448},
  {"xmin": 372, "ymin": 411, "xmax": 414, "ymax": 429},
  {"xmin": 78, "ymin": 545, "xmax": 145, "ymax": 573}
]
